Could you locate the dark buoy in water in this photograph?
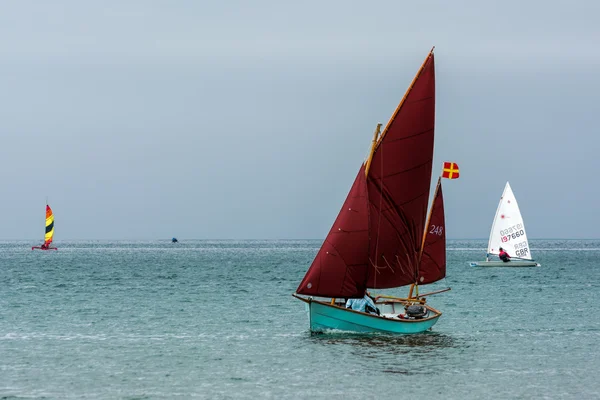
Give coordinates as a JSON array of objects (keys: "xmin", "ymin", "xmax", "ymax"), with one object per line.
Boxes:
[{"xmin": 172, "ymin": 237, "xmax": 178, "ymax": 243}]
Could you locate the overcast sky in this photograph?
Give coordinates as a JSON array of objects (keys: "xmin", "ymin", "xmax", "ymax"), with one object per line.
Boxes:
[{"xmin": 1, "ymin": 1, "xmax": 598, "ymax": 240}]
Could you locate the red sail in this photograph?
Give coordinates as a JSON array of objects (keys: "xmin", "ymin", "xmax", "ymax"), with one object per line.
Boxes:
[
  {"xmin": 365, "ymin": 52, "xmax": 436, "ymax": 288},
  {"xmin": 296, "ymin": 165, "xmax": 370, "ymax": 298},
  {"xmin": 418, "ymin": 179, "xmax": 446, "ymax": 284},
  {"xmin": 296, "ymin": 50, "xmax": 437, "ymax": 298}
]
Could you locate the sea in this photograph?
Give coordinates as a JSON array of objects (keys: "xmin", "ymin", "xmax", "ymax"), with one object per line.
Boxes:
[{"xmin": 1, "ymin": 239, "xmax": 599, "ymax": 399}]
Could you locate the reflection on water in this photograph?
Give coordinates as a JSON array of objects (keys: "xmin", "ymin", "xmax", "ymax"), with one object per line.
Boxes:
[
  {"xmin": 307, "ymin": 331, "xmax": 462, "ymax": 374},
  {"xmin": 309, "ymin": 331, "xmax": 457, "ymax": 350}
]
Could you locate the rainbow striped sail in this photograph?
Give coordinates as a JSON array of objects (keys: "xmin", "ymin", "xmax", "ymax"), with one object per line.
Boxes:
[
  {"xmin": 44, "ymin": 205, "xmax": 55, "ymax": 246},
  {"xmin": 33, "ymin": 204, "xmax": 57, "ymax": 250}
]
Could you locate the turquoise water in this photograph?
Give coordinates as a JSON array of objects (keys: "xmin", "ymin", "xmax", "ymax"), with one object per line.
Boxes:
[{"xmin": 1, "ymin": 240, "xmax": 599, "ymax": 399}]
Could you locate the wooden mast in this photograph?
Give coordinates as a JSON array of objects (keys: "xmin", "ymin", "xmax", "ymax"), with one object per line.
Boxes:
[
  {"xmin": 409, "ymin": 175, "xmax": 442, "ymax": 299},
  {"xmin": 364, "ymin": 123, "xmax": 382, "ymax": 178},
  {"xmin": 419, "ymin": 176, "xmax": 442, "ymax": 264}
]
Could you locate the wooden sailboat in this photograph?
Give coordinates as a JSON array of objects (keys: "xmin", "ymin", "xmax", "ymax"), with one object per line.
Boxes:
[
  {"xmin": 469, "ymin": 182, "xmax": 540, "ymax": 267},
  {"xmin": 293, "ymin": 48, "xmax": 457, "ymax": 334},
  {"xmin": 32, "ymin": 204, "xmax": 58, "ymax": 251}
]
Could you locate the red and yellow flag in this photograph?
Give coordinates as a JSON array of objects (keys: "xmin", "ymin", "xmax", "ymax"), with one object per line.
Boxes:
[{"xmin": 442, "ymin": 162, "xmax": 460, "ymax": 179}]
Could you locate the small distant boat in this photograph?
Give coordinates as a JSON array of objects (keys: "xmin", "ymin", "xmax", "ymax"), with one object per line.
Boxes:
[
  {"xmin": 469, "ymin": 182, "xmax": 540, "ymax": 267},
  {"xmin": 293, "ymin": 48, "xmax": 459, "ymax": 334},
  {"xmin": 32, "ymin": 204, "xmax": 58, "ymax": 251},
  {"xmin": 172, "ymin": 237, "xmax": 178, "ymax": 243}
]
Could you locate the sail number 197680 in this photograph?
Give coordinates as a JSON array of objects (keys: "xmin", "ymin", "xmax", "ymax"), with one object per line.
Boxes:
[{"xmin": 500, "ymin": 224, "xmax": 524, "ymax": 242}]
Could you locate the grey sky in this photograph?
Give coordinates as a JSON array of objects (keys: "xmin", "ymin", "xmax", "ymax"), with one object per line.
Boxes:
[{"xmin": 1, "ymin": 1, "xmax": 598, "ymax": 240}]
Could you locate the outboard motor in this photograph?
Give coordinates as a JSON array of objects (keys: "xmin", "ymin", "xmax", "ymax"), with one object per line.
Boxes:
[{"xmin": 405, "ymin": 304, "xmax": 428, "ymax": 319}]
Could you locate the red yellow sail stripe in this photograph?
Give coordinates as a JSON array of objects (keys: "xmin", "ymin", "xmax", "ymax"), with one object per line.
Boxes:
[
  {"xmin": 442, "ymin": 162, "xmax": 459, "ymax": 179},
  {"xmin": 44, "ymin": 205, "xmax": 55, "ymax": 245}
]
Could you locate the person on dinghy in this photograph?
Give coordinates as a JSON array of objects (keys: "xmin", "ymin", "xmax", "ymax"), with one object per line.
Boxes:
[
  {"xmin": 345, "ymin": 292, "xmax": 380, "ymax": 315},
  {"xmin": 40, "ymin": 243, "xmax": 48, "ymax": 250},
  {"xmin": 499, "ymin": 247, "xmax": 511, "ymax": 262}
]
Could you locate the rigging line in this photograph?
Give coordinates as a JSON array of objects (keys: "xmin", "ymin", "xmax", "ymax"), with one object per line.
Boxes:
[
  {"xmin": 370, "ymin": 182, "xmax": 413, "ymax": 251},
  {"xmin": 381, "ymin": 255, "xmax": 396, "ymax": 274},
  {"xmin": 368, "ymin": 175, "xmax": 419, "ymax": 282},
  {"xmin": 373, "ymin": 138, "xmax": 384, "ymax": 284},
  {"xmin": 407, "ymin": 251, "xmax": 418, "ymax": 283},
  {"xmin": 395, "ymin": 255, "xmax": 407, "ymax": 276},
  {"xmin": 369, "ymin": 258, "xmax": 382, "ymax": 274},
  {"xmin": 373, "ymin": 138, "xmax": 384, "ymax": 289},
  {"xmin": 369, "ymin": 171, "xmax": 418, "ymax": 243}
]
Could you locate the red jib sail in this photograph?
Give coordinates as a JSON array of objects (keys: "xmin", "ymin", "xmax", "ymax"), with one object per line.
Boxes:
[
  {"xmin": 418, "ymin": 178, "xmax": 446, "ymax": 285},
  {"xmin": 296, "ymin": 50, "xmax": 440, "ymax": 298},
  {"xmin": 296, "ymin": 166, "xmax": 370, "ymax": 298}
]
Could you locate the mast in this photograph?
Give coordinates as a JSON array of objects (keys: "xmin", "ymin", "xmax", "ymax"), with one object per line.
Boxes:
[
  {"xmin": 364, "ymin": 123, "xmax": 382, "ymax": 177},
  {"xmin": 409, "ymin": 176, "xmax": 442, "ymax": 296},
  {"xmin": 487, "ymin": 182, "xmax": 510, "ymax": 258},
  {"xmin": 417, "ymin": 162, "xmax": 459, "ymax": 286},
  {"xmin": 419, "ymin": 176, "xmax": 442, "ymax": 264}
]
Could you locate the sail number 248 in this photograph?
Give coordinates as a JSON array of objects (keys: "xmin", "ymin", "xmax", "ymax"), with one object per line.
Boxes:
[{"xmin": 429, "ymin": 225, "xmax": 443, "ymax": 236}]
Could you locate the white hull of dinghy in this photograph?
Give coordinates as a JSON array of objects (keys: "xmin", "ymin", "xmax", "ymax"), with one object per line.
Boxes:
[{"xmin": 469, "ymin": 260, "xmax": 540, "ymax": 267}]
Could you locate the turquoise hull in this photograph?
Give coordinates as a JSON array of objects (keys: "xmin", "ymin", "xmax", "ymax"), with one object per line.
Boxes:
[{"xmin": 295, "ymin": 296, "xmax": 441, "ymax": 334}]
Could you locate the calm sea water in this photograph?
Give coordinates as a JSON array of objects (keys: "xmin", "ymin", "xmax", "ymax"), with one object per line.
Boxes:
[{"xmin": 1, "ymin": 239, "xmax": 599, "ymax": 399}]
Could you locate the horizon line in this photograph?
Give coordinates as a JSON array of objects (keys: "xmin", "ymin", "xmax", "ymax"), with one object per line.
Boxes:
[{"xmin": 4, "ymin": 238, "xmax": 600, "ymax": 241}]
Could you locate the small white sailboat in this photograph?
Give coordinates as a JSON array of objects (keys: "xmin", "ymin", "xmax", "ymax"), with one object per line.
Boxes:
[{"xmin": 470, "ymin": 182, "xmax": 540, "ymax": 267}]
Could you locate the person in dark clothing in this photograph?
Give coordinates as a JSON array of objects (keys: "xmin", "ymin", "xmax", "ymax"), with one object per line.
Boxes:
[{"xmin": 499, "ymin": 247, "xmax": 511, "ymax": 262}]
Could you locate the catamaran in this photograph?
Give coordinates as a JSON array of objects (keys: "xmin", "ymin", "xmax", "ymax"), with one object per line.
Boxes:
[
  {"xmin": 32, "ymin": 204, "xmax": 57, "ymax": 251},
  {"xmin": 469, "ymin": 182, "xmax": 540, "ymax": 267},
  {"xmin": 293, "ymin": 48, "xmax": 459, "ymax": 334}
]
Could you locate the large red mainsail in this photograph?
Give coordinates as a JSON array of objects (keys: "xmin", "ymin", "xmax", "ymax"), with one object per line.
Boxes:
[
  {"xmin": 365, "ymin": 51, "xmax": 436, "ymax": 289},
  {"xmin": 418, "ymin": 179, "xmax": 446, "ymax": 284},
  {"xmin": 296, "ymin": 50, "xmax": 440, "ymax": 298}
]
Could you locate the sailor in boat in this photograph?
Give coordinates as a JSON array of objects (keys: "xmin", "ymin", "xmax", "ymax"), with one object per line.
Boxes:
[
  {"xmin": 40, "ymin": 243, "xmax": 48, "ymax": 250},
  {"xmin": 345, "ymin": 292, "xmax": 380, "ymax": 315},
  {"xmin": 498, "ymin": 247, "xmax": 511, "ymax": 262},
  {"xmin": 398, "ymin": 304, "xmax": 429, "ymax": 320}
]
